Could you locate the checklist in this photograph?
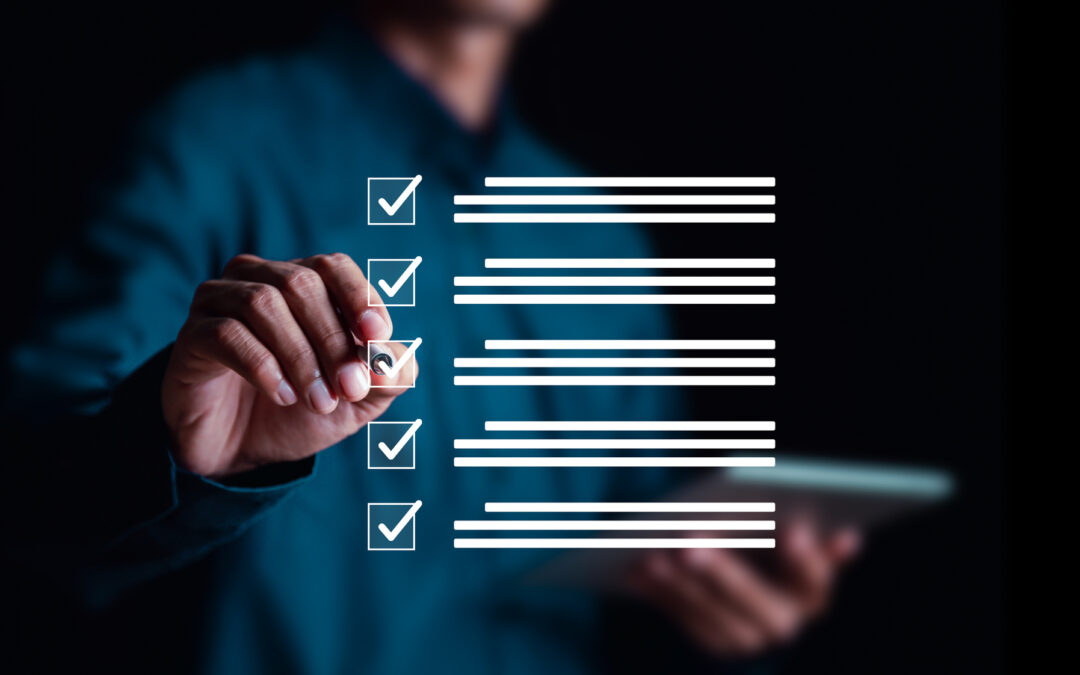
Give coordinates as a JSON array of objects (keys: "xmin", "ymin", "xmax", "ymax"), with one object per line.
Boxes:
[
  {"xmin": 368, "ymin": 501, "xmax": 423, "ymax": 551},
  {"xmin": 445, "ymin": 176, "xmax": 782, "ymax": 551},
  {"xmin": 368, "ymin": 419, "xmax": 423, "ymax": 469},
  {"xmin": 368, "ymin": 257, "xmax": 422, "ymax": 306},
  {"xmin": 368, "ymin": 175, "xmax": 423, "ymax": 225},
  {"xmin": 357, "ymin": 175, "xmax": 782, "ymax": 554}
]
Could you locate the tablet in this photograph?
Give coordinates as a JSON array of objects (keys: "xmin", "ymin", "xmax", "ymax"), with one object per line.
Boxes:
[
  {"xmin": 676, "ymin": 454, "xmax": 954, "ymax": 529},
  {"xmin": 527, "ymin": 455, "xmax": 954, "ymax": 588}
]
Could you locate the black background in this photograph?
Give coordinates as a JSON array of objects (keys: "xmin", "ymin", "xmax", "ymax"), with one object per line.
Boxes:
[{"xmin": 2, "ymin": 1, "xmax": 1004, "ymax": 672}]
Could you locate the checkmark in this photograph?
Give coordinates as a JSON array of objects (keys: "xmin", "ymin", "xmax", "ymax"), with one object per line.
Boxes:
[
  {"xmin": 377, "ymin": 174, "xmax": 423, "ymax": 216},
  {"xmin": 377, "ymin": 256, "xmax": 423, "ymax": 298},
  {"xmin": 377, "ymin": 419, "xmax": 423, "ymax": 460},
  {"xmin": 382, "ymin": 338, "xmax": 422, "ymax": 378},
  {"xmin": 377, "ymin": 500, "xmax": 423, "ymax": 542}
]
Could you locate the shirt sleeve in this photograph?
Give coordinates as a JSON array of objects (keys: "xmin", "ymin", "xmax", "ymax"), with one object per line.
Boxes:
[{"xmin": 0, "ymin": 91, "xmax": 314, "ymax": 601}]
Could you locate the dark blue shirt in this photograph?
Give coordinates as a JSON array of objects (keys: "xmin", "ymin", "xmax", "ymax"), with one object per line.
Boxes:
[{"xmin": 4, "ymin": 23, "xmax": 678, "ymax": 675}]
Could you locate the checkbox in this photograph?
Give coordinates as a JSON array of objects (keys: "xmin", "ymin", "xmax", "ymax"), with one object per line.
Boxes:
[
  {"xmin": 367, "ymin": 257, "xmax": 422, "ymax": 307},
  {"xmin": 368, "ymin": 419, "xmax": 422, "ymax": 469},
  {"xmin": 367, "ymin": 339, "xmax": 421, "ymax": 388},
  {"xmin": 367, "ymin": 175, "xmax": 422, "ymax": 225},
  {"xmin": 368, "ymin": 501, "xmax": 422, "ymax": 551}
]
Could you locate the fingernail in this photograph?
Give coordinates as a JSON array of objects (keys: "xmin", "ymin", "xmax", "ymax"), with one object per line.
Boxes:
[
  {"xmin": 276, "ymin": 378, "xmax": 298, "ymax": 406},
  {"xmin": 358, "ymin": 310, "xmax": 389, "ymax": 341},
  {"xmin": 337, "ymin": 362, "xmax": 370, "ymax": 401},
  {"xmin": 307, "ymin": 377, "xmax": 337, "ymax": 413}
]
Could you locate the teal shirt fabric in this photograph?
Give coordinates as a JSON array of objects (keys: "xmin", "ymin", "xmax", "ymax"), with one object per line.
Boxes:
[{"xmin": 3, "ymin": 23, "xmax": 682, "ymax": 675}]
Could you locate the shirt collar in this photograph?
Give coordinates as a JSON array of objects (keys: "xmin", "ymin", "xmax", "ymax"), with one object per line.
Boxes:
[{"xmin": 313, "ymin": 17, "xmax": 520, "ymax": 177}]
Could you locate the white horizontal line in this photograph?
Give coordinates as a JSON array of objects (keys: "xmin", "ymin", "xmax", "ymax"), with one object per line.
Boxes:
[
  {"xmin": 455, "ymin": 376, "xmax": 775, "ymax": 386},
  {"xmin": 486, "ymin": 258, "xmax": 775, "ymax": 269},
  {"xmin": 486, "ymin": 502, "xmax": 775, "ymax": 513},
  {"xmin": 454, "ymin": 294, "xmax": 775, "ymax": 305},
  {"xmin": 454, "ymin": 194, "xmax": 775, "ymax": 205},
  {"xmin": 484, "ymin": 421, "xmax": 776, "ymax": 432},
  {"xmin": 454, "ymin": 358, "xmax": 775, "ymax": 369},
  {"xmin": 455, "ymin": 213, "xmax": 775, "ymax": 223},
  {"xmin": 453, "ymin": 520, "xmax": 776, "ymax": 531},
  {"xmin": 484, "ymin": 340, "xmax": 775, "ymax": 350},
  {"xmin": 454, "ymin": 439, "xmax": 775, "ymax": 449},
  {"xmin": 454, "ymin": 276, "xmax": 775, "ymax": 287},
  {"xmin": 454, "ymin": 538, "xmax": 776, "ymax": 549},
  {"xmin": 484, "ymin": 177, "xmax": 776, "ymax": 188},
  {"xmin": 453, "ymin": 457, "xmax": 776, "ymax": 467}
]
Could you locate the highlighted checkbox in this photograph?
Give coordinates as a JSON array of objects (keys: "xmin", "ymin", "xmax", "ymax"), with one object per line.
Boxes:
[
  {"xmin": 367, "ymin": 339, "xmax": 421, "ymax": 388},
  {"xmin": 368, "ymin": 419, "xmax": 422, "ymax": 469},
  {"xmin": 368, "ymin": 501, "xmax": 422, "ymax": 551},
  {"xmin": 368, "ymin": 257, "xmax": 422, "ymax": 307},
  {"xmin": 367, "ymin": 175, "xmax": 422, "ymax": 225}
]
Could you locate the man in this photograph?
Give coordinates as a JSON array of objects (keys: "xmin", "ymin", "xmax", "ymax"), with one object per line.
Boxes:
[{"xmin": 2, "ymin": 2, "xmax": 856, "ymax": 672}]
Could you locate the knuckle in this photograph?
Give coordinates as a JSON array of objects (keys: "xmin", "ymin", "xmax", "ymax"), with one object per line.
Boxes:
[
  {"xmin": 309, "ymin": 254, "xmax": 335, "ymax": 274},
  {"xmin": 309, "ymin": 252, "xmax": 350, "ymax": 276},
  {"xmin": 175, "ymin": 318, "xmax": 200, "ymax": 347},
  {"xmin": 282, "ymin": 342, "xmax": 319, "ymax": 377},
  {"xmin": 249, "ymin": 352, "xmax": 281, "ymax": 382},
  {"xmin": 281, "ymin": 266, "xmax": 323, "ymax": 297},
  {"xmin": 240, "ymin": 283, "xmax": 281, "ymax": 315},
  {"xmin": 191, "ymin": 280, "xmax": 219, "ymax": 306},
  {"xmin": 317, "ymin": 325, "xmax": 351, "ymax": 351},
  {"xmin": 209, "ymin": 317, "xmax": 244, "ymax": 346},
  {"xmin": 223, "ymin": 253, "xmax": 259, "ymax": 275}
]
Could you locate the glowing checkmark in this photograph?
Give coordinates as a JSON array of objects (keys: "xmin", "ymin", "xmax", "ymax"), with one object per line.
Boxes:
[
  {"xmin": 377, "ymin": 256, "xmax": 422, "ymax": 298},
  {"xmin": 377, "ymin": 419, "xmax": 423, "ymax": 460},
  {"xmin": 377, "ymin": 175, "xmax": 423, "ymax": 216},
  {"xmin": 377, "ymin": 500, "xmax": 423, "ymax": 542},
  {"xmin": 382, "ymin": 338, "xmax": 422, "ymax": 379}
]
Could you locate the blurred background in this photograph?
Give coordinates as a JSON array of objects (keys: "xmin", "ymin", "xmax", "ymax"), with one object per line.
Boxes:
[{"xmin": 2, "ymin": 0, "xmax": 1003, "ymax": 672}]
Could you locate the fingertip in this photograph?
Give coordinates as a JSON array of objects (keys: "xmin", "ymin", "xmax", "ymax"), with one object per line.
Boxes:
[
  {"xmin": 831, "ymin": 528, "xmax": 862, "ymax": 561},
  {"xmin": 784, "ymin": 521, "xmax": 815, "ymax": 555},
  {"xmin": 275, "ymin": 378, "xmax": 298, "ymax": 406},
  {"xmin": 307, "ymin": 377, "xmax": 338, "ymax": 414},
  {"xmin": 337, "ymin": 361, "xmax": 371, "ymax": 402},
  {"xmin": 358, "ymin": 309, "xmax": 391, "ymax": 342}
]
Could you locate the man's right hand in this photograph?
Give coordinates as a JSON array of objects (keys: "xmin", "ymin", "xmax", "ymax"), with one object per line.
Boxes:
[{"xmin": 162, "ymin": 253, "xmax": 418, "ymax": 479}]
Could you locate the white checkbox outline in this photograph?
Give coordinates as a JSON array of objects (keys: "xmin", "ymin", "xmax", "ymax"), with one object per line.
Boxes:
[
  {"xmin": 367, "ymin": 420, "xmax": 419, "ymax": 470},
  {"xmin": 367, "ymin": 339, "xmax": 420, "ymax": 388},
  {"xmin": 367, "ymin": 258, "xmax": 418, "ymax": 307},
  {"xmin": 367, "ymin": 177, "xmax": 418, "ymax": 226},
  {"xmin": 367, "ymin": 502, "xmax": 419, "ymax": 551}
]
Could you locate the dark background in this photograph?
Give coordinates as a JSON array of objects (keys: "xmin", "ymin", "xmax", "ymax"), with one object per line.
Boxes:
[{"xmin": 2, "ymin": 1, "xmax": 1004, "ymax": 672}]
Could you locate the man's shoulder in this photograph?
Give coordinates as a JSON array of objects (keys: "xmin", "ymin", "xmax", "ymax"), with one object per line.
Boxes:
[{"xmin": 137, "ymin": 46, "xmax": 351, "ymax": 151}]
